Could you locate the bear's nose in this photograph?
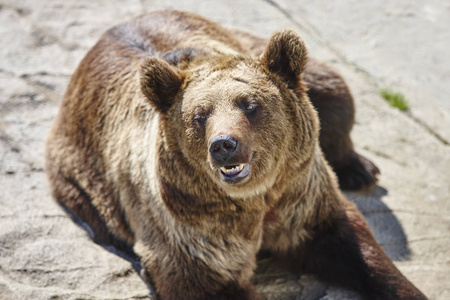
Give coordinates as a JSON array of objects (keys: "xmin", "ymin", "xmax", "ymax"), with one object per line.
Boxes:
[{"xmin": 209, "ymin": 134, "xmax": 238, "ymax": 163}]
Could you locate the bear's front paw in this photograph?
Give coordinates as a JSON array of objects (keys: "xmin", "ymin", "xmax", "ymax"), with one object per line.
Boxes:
[{"xmin": 334, "ymin": 153, "xmax": 380, "ymax": 190}]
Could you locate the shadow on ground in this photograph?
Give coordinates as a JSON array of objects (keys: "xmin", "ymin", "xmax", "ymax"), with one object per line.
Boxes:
[{"xmin": 345, "ymin": 186, "xmax": 411, "ymax": 261}]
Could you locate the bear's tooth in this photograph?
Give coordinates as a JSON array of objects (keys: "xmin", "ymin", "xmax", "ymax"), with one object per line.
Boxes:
[{"xmin": 220, "ymin": 165, "xmax": 244, "ymax": 174}]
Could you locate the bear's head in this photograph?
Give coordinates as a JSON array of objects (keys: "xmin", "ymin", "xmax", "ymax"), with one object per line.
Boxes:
[{"xmin": 141, "ymin": 30, "xmax": 319, "ymax": 199}]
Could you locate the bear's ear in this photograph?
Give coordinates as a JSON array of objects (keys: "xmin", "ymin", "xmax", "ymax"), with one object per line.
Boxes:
[
  {"xmin": 140, "ymin": 57, "xmax": 184, "ymax": 114},
  {"xmin": 260, "ymin": 29, "xmax": 308, "ymax": 89}
]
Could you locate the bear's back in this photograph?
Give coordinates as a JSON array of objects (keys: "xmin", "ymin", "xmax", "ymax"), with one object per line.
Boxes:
[{"xmin": 97, "ymin": 10, "xmax": 245, "ymax": 61}]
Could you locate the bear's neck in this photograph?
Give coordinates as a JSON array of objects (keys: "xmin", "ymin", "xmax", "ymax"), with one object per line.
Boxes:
[{"xmin": 265, "ymin": 145, "xmax": 343, "ymax": 229}]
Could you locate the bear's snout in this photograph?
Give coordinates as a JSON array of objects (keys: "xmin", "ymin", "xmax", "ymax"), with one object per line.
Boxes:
[
  {"xmin": 209, "ymin": 134, "xmax": 251, "ymax": 184},
  {"xmin": 209, "ymin": 134, "xmax": 238, "ymax": 164}
]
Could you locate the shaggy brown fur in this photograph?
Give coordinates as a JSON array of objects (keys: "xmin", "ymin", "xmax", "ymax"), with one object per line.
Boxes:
[
  {"xmin": 230, "ymin": 28, "xmax": 380, "ymax": 190},
  {"xmin": 46, "ymin": 10, "xmax": 424, "ymax": 300}
]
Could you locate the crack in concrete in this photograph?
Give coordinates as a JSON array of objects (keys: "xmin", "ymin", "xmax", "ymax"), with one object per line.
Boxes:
[
  {"xmin": 2, "ymin": 2, "xmax": 82, "ymax": 52},
  {"xmin": 0, "ymin": 132, "xmax": 20, "ymax": 152},
  {"xmin": 0, "ymin": 69, "xmax": 16, "ymax": 76},
  {"xmin": 261, "ymin": 0, "xmax": 449, "ymax": 147},
  {"xmin": 0, "ymin": 3, "xmax": 31, "ymax": 17},
  {"xmin": 360, "ymin": 208, "xmax": 445, "ymax": 217},
  {"xmin": 406, "ymin": 111, "xmax": 449, "ymax": 146},
  {"xmin": 406, "ymin": 236, "xmax": 450, "ymax": 244},
  {"xmin": 19, "ymin": 74, "xmax": 60, "ymax": 105},
  {"xmin": 0, "ymin": 93, "xmax": 48, "ymax": 114},
  {"xmin": 361, "ymin": 147, "xmax": 408, "ymax": 167},
  {"xmin": 21, "ymin": 71, "xmax": 71, "ymax": 78},
  {"xmin": 0, "ymin": 69, "xmax": 71, "ymax": 78},
  {"xmin": 378, "ymin": 236, "xmax": 450, "ymax": 246},
  {"xmin": 11, "ymin": 266, "xmax": 99, "ymax": 273},
  {"xmin": 262, "ymin": 0, "xmax": 377, "ymax": 83}
]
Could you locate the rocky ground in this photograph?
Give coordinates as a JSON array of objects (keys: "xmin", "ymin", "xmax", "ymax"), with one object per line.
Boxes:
[{"xmin": 0, "ymin": 1, "xmax": 449, "ymax": 299}]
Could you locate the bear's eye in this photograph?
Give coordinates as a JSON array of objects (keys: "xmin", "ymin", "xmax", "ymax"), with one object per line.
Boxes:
[
  {"xmin": 193, "ymin": 113, "xmax": 208, "ymax": 126},
  {"xmin": 243, "ymin": 103, "xmax": 257, "ymax": 114}
]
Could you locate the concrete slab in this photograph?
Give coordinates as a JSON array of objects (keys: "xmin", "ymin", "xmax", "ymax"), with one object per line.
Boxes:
[{"xmin": 0, "ymin": 0, "xmax": 448, "ymax": 299}]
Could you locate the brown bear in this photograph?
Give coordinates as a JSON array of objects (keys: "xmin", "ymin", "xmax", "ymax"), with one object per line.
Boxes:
[{"xmin": 45, "ymin": 9, "xmax": 424, "ymax": 300}]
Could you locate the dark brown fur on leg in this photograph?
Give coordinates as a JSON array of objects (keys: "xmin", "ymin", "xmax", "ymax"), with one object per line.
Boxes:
[
  {"xmin": 303, "ymin": 59, "xmax": 380, "ymax": 190},
  {"xmin": 48, "ymin": 169, "xmax": 138, "ymax": 261},
  {"xmin": 291, "ymin": 203, "xmax": 426, "ymax": 299}
]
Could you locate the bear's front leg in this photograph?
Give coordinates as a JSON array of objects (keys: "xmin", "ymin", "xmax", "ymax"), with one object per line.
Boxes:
[
  {"xmin": 136, "ymin": 237, "xmax": 262, "ymax": 300},
  {"xmin": 291, "ymin": 201, "xmax": 426, "ymax": 299}
]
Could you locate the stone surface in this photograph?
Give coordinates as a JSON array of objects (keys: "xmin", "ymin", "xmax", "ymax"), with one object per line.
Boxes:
[{"xmin": 0, "ymin": 1, "xmax": 448, "ymax": 299}]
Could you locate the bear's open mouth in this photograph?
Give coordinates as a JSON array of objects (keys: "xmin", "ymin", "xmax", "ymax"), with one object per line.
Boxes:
[{"xmin": 219, "ymin": 163, "xmax": 250, "ymax": 183}]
